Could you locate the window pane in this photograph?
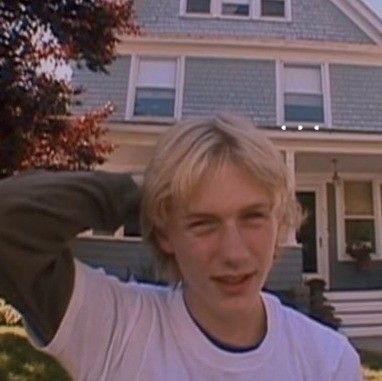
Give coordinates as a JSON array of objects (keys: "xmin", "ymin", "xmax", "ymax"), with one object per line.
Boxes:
[
  {"xmin": 134, "ymin": 88, "xmax": 175, "ymax": 117},
  {"xmin": 137, "ymin": 59, "xmax": 176, "ymax": 88},
  {"xmin": 261, "ymin": 0, "xmax": 285, "ymax": 17},
  {"xmin": 344, "ymin": 181, "xmax": 373, "ymax": 215},
  {"xmin": 345, "ymin": 219, "xmax": 375, "ymax": 254},
  {"xmin": 187, "ymin": 0, "xmax": 211, "ymax": 13},
  {"xmin": 222, "ymin": 2, "xmax": 249, "ymax": 15},
  {"xmin": 284, "ymin": 66, "xmax": 322, "ymax": 94},
  {"xmin": 284, "ymin": 93, "xmax": 324, "ymax": 122}
]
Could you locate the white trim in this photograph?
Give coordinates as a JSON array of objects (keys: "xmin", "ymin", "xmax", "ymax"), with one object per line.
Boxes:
[
  {"xmin": 125, "ymin": 54, "xmax": 183, "ymax": 121},
  {"xmin": 322, "ymin": 63, "xmax": 332, "ymax": 128},
  {"xmin": 275, "ymin": 60, "xmax": 283, "ymax": 125},
  {"xmin": 180, "ymin": 0, "xmax": 291, "ymax": 21},
  {"xmin": 296, "ymin": 183, "xmax": 329, "ymax": 286},
  {"xmin": 374, "ymin": 180, "xmax": 382, "ymax": 259},
  {"xmin": 175, "ymin": 56, "xmax": 186, "ymax": 120},
  {"xmin": 125, "ymin": 54, "xmax": 138, "ymax": 120},
  {"xmin": 259, "ymin": 0, "xmax": 291, "ymax": 21},
  {"xmin": 278, "ymin": 61, "xmax": 330, "ymax": 127},
  {"xmin": 118, "ymin": 37, "xmax": 382, "ymax": 66},
  {"xmin": 284, "ymin": 0, "xmax": 292, "ymax": 21},
  {"xmin": 179, "ymin": 0, "xmax": 187, "ymax": 16},
  {"xmin": 336, "ymin": 178, "xmax": 382, "ymax": 261},
  {"xmin": 285, "ymin": 150, "xmax": 297, "ymax": 246},
  {"xmin": 329, "ymin": 0, "xmax": 382, "ymax": 46}
]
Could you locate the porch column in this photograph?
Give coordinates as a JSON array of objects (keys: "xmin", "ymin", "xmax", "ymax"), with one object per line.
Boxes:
[{"xmin": 285, "ymin": 150, "xmax": 298, "ymax": 246}]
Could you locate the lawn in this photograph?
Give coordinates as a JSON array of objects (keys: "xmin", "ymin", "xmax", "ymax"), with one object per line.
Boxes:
[
  {"xmin": 0, "ymin": 326, "xmax": 381, "ymax": 380},
  {"xmin": 0, "ymin": 327, "xmax": 71, "ymax": 381}
]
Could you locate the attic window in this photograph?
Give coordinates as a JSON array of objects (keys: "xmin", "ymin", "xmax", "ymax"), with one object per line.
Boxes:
[
  {"xmin": 187, "ymin": 0, "xmax": 211, "ymax": 13},
  {"xmin": 261, "ymin": 0, "xmax": 285, "ymax": 17},
  {"xmin": 222, "ymin": 0, "xmax": 250, "ymax": 16}
]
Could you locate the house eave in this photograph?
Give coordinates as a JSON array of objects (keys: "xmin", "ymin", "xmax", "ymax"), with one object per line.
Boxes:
[
  {"xmin": 118, "ymin": 35, "xmax": 382, "ymax": 58},
  {"xmin": 330, "ymin": 0, "xmax": 382, "ymax": 46}
]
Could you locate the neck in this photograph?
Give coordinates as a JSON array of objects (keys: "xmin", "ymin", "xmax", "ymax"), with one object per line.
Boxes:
[{"xmin": 184, "ymin": 291, "xmax": 267, "ymax": 349}]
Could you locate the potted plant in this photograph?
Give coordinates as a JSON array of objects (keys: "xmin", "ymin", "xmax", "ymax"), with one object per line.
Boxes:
[{"xmin": 346, "ymin": 240, "xmax": 373, "ymax": 271}]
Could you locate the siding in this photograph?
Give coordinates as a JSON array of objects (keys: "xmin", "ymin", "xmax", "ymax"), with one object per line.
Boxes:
[
  {"xmin": 330, "ymin": 64, "xmax": 382, "ymax": 131},
  {"xmin": 71, "ymin": 56, "xmax": 131, "ymax": 121},
  {"xmin": 183, "ymin": 57, "xmax": 276, "ymax": 124},
  {"xmin": 74, "ymin": 238, "xmax": 302, "ymax": 291},
  {"xmin": 136, "ymin": 0, "xmax": 373, "ymax": 44},
  {"xmin": 327, "ymin": 183, "xmax": 382, "ymax": 290},
  {"xmin": 73, "ymin": 238, "xmax": 153, "ymax": 281},
  {"xmin": 266, "ymin": 246, "xmax": 302, "ymax": 291}
]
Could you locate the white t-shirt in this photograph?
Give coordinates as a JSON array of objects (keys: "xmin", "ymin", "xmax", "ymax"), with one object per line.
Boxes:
[{"xmin": 29, "ymin": 260, "xmax": 362, "ymax": 380}]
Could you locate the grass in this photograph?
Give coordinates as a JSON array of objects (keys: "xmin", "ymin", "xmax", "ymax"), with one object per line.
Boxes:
[
  {"xmin": 0, "ymin": 326, "xmax": 381, "ymax": 380},
  {"xmin": 360, "ymin": 350, "xmax": 382, "ymax": 381},
  {"xmin": 0, "ymin": 327, "xmax": 71, "ymax": 381}
]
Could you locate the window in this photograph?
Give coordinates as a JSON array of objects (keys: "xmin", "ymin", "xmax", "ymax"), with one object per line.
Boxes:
[
  {"xmin": 283, "ymin": 65, "xmax": 324, "ymax": 123},
  {"xmin": 133, "ymin": 58, "xmax": 177, "ymax": 118},
  {"xmin": 186, "ymin": 0, "xmax": 211, "ymax": 13},
  {"xmin": 343, "ymin": 181, "xmax": 376, "ymax": 257},
  {"xmin": 261, "ymin": 0, "xmax": 285, "ymax": 17},
  {"xmin": 222, "ymin": 0, "xmax": 250, "ymax": 16},
  {"xmin": 182, "ymin": 0, "xmax": 290, "ymax": 19}
]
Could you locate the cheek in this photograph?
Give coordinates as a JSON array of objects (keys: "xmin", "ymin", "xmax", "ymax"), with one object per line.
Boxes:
[{"xmin": 172, "ymin": 235, "xmax": 218, "ymax": 272}]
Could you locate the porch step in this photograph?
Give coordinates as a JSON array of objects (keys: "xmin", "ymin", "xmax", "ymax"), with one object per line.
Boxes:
[{"xmin": 324, "ymin": 290, "xmax": 382, "ymax": 338}]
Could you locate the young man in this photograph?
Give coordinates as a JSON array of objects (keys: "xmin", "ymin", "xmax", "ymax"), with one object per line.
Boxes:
[{"xmin": 0, "ymin": 115, "xmax": 361, "ymax": 380}]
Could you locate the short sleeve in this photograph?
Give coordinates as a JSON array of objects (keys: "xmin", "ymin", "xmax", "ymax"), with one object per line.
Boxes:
[{"xmin": 26, "ymin": 259, "xmax": 144, "ymax": 380}]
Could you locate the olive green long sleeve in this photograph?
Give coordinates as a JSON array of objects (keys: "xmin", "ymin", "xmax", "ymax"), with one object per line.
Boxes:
[{"xmin": 0, "ymin": 170, "xmax": 140, "ymax": 344}]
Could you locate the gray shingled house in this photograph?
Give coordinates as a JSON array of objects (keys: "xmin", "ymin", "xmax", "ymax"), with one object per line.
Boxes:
[{"xmin": 71, "ymin": 0, "xmax": 382, "ymax": 339}]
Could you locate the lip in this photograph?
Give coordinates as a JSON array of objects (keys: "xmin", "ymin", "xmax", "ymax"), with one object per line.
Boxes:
[{"xmin": 211, "ymin": 272, "xmax": 256, "ymax": 295}]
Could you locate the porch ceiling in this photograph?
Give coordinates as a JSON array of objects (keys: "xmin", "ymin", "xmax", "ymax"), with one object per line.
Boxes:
[{"xmin": 296, "ymin": 152, "xmax": 382, "ymax": 173}]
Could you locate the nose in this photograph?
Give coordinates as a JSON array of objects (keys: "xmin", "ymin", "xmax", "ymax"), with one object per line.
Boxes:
[{"xmin": 219, "ymin": 222, "xmax": 251, "ymax": 268}]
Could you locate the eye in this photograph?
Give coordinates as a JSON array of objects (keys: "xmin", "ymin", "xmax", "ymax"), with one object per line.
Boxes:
[
  {"xmin": 187, "ymin": 219, "xmax": 217, "ymax": 232},
  {"xmin": 244, "ymin": 212, "xmax": 266, "ymax": 219}
]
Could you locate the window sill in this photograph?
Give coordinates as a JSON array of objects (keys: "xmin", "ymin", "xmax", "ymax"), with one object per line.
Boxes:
[
  {"xmin": 257, "ymin": 16, "xmax": 291, "ymax": 22},
  {"xmin": 179, "ymin": 13, "xmax": 291, "ymax": 22},
  {"xmin": 179, "ymin": 13, "xmax": 213, "ymax": 19},
  {"xmin": 125, "ymin": 116, "xmax": 178, "ymax": 125}
]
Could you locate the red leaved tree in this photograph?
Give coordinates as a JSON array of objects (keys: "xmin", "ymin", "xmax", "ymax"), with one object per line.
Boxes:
[{"xmin": 0, "ymin": 0, "xmax": 140, "ymax": 178}]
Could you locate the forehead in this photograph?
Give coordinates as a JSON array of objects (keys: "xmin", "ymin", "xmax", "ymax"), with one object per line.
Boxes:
[{"xmin": 173, "ymin": 162, "xmax": 274, "ymax": 216}]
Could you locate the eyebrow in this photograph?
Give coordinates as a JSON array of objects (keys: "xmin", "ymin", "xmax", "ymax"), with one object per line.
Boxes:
[{"xmin": 184, "ymin": 202, "xmax": 273, "ymax": 220}]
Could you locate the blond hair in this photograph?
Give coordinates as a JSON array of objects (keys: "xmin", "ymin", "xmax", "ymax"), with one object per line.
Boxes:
[{"xmin": 141, "ymin": 114, "xmax": 301, "ymax": 283}]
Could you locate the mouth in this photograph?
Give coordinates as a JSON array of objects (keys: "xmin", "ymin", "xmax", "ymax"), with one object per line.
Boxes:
[{"xmin": 211, "ymin": 272, "xmax": 256, "ymax": 295}]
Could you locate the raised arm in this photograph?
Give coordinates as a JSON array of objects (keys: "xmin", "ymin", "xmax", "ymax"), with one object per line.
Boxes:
[{"xmin": 0, "ymin": 170, "xmax": 140, "ymax": 344}]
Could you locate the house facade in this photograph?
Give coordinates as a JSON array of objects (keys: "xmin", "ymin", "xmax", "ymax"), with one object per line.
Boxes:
[{"xmin": 72, "ymin": 0, "xmax": 382, "ymax": 338}]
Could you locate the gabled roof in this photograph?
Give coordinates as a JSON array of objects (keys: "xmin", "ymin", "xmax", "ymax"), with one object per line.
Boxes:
[{"xmin": 330, "ymin": 0, "xmax": 382, "ymax": 45}]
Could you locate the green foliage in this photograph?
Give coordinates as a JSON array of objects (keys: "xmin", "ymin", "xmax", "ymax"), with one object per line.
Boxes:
[
  {"xmin": 0, "ymin": 333, "xmax": 71, "ymax": 380},
  {"xmin": 0, "ymin": 0, "xmax": 140, "ymax": 177}
]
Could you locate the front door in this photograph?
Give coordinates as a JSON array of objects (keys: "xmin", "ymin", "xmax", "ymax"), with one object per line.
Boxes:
[{"xmin": 296, "ymin": 186, "xmax": 328, "ymax": 284}]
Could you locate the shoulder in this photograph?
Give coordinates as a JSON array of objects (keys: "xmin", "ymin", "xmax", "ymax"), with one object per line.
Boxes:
[
  {"xmin": 75, "ymin": 259, "xmax": 172, "ymax": 307},
  {"xmin": 262, "ymin": 292, "xmax": 360, "ymax": 374}
]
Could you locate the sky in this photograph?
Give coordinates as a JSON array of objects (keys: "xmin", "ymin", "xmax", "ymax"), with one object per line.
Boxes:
[{"xmin": 361, "ymin": 0, "xmax": 382, "ymax": 19}]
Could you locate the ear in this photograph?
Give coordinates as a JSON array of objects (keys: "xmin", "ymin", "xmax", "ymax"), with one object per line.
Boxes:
[{"xmin": 156, "ymin": 228, "xmax": 175, "ymax": 255}]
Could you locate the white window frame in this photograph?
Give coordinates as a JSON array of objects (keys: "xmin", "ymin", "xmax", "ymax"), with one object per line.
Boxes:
[
  {"xmin": 276, "ymin": 61, "xmax": 332, "ymax": 128},
  {"xmin": 254, "ymin": 0, "xmax": 291, "ymax": 21},
  {"xmin": 336, "ymin": 177, "xmax": 382, "ymax": 262},
  {"xmin": 180, "ymin": 0, "xmax": 291, "ymax": 21},
  {"xmin": 125, "ymin": 55, "xmax": 185, "ymax": 122}
]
